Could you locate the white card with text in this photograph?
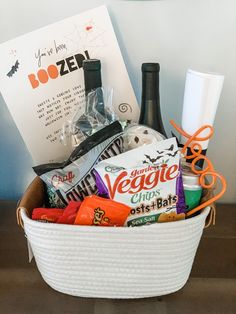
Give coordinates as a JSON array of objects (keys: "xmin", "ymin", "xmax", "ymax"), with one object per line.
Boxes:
[{"xmin": 0, "ymin": 6, "xmax": 139, "ymax": 164}]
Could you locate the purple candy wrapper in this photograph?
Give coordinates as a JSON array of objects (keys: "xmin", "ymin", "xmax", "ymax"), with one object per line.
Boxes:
[
  {"xmin": 94, "ymin": 169, "xmax": 109, "ymax": 198},
  {"xmin": 176, "ymin": 166, "xmax": 186, "ymax": 214}
]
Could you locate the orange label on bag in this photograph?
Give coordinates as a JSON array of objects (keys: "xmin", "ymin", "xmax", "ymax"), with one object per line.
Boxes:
[{"xmin": 74, "ymin": 195, "xmax": 131, "ymax": 227}]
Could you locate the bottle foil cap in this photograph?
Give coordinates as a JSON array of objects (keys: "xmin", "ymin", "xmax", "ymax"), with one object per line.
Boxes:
[
  {"xmin": 83, "ymin": 59, "xmax": 101, "ymax": 71},
  {"xmin": 142, "ymin": 63, "xmax": 160, "ymax": 73}
]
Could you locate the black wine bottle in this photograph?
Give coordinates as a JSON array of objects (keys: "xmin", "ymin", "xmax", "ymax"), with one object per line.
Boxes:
[
  {"xmin": 139, "ymin": 63, "xmax": 167, "ymax": 137},
  {"xmin": 83, "ymin": 59, "xmax": 105, "ymax": 116}
]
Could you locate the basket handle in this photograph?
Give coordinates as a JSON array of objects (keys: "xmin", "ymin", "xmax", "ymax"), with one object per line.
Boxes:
[
  {"xmin": 16, "ymin": 207, "xmax": 27, "ymax": 228},
  {"xmin": 16, "ymin": 176, "xmax": 45, "ymax": 229},
  {"xmin": 204, "ymin": 203, "xmax": 216, "ymax": 228}
]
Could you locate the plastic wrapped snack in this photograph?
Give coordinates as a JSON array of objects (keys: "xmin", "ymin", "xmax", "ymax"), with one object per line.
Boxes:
[
  {"xmin": 60, "ymin": 87, "xmax": 118, "ymax": 150},
  {"xmin": 31, "ymin": 201, "xmax": 81, "ymax": 224},
  {"xmin": 32, "ymin": 208, "xmax": 63, "ymax": 223},
  {"xmin": 123, "ymin": 124, "xmax": 165, "ymax": 151},
  {"xmin": 33, "ymin": 121, "xmax": 123, "ymax": 208},
  {"xmin": 94, "ymin": 137, "xmax": 186, "ymax": 226},
  {"xmin": 74, "ymin": 195, "xmax": 131, "ymax": 227}
]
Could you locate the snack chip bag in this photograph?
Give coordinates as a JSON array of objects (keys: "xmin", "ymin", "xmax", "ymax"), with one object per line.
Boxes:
[
  {"xmin": 33, "ymin": 121, "xmax": 123, "ymax": 208},
  {"xmin": 94, "ymin": 137, "xmax": 186, "ymax": 226},
  {"xmin": 74, "ymin": 195, "xmax": 131, "ymax": 227}
]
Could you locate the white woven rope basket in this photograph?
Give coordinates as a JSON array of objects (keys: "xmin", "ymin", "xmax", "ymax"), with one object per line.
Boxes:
[{"xmin": 20, "ymin": 207, "xmax": 210, "ymax": 299}]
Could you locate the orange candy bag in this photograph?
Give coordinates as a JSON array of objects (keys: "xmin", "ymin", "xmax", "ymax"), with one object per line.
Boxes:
[{"xmin": 74, "ymin": 195, "xmax": 131, "ymax": 227}]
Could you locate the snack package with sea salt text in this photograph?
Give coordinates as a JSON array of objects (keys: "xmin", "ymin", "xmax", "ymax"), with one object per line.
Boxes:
[{"xmin": 94, "ymin": 137, "xmax": 186, "ymax": 226}]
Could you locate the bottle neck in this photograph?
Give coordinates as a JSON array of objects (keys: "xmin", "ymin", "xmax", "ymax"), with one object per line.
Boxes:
[
  {"xmin": 142, "ymin": 71, "xmax": 159, "ymax": 103},
  {"xmin": 139, "ymin": 68, "xmax": 166, "ymax": 137},
  {"xmin": 84, "ymin": 70, "xmax": 102, "ymax": 96}
]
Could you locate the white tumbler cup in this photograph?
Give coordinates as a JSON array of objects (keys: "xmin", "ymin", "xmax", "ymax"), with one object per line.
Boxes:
[{"xmin": 181, "ymin": 69, "xmax": 224, "ymax": 150}]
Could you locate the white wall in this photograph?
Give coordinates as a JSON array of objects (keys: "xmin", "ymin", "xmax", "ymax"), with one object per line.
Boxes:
[{"xmin": 0, "ymin": 0, "xmax": 235, "ymax": 202}]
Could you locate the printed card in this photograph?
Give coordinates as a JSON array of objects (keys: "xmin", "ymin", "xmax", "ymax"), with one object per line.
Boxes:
[{"xmin": 0, "ymin": 6, "xmax": 139, "ymax": 164}]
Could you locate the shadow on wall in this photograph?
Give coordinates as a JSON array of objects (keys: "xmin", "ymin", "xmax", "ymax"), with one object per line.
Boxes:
[{"xmin": 0, "ymin": 95, "xmax": 34, "ymax": 200}]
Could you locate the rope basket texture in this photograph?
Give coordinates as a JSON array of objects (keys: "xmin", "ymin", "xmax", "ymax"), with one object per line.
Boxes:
[{"xmin": 17, "ymin": 178, "xmax": 212, "ymax": 298}]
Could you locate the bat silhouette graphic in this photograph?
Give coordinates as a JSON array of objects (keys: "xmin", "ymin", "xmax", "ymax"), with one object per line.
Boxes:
[
  {"xmin": 171, "ymin": 132, "xmax": 184, "ymax": 148},
  {"xmin": 7, "ymin": 60, "xmax": 19, "ymax": 78},
  {"xmin": 156, "ymin": 150, "xmax": 164, "ymax": 154},
  {"xmin": 144, "ymin": 154, "xmax": 163, "ymax": 163},
  {"xmin": 166, "ymin": 150, "xmax": 178, "ymax": 157},
  {"xmin": 166, "ymin": 144, "xmax": 174, "ymax": 151}
]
